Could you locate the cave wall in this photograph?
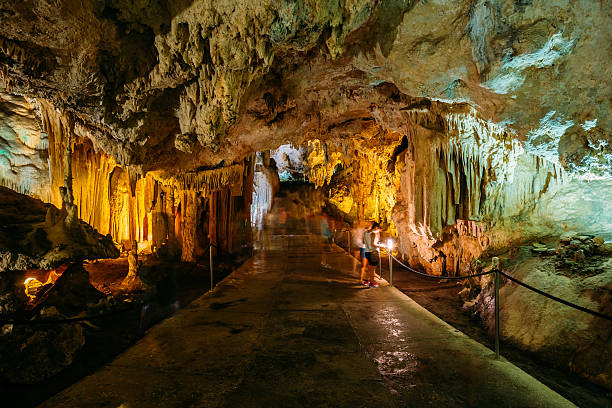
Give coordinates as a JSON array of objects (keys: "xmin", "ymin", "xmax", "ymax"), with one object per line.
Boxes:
[
  {"xmin": 391, "ymin": 112, "xmax": 563, "ymax": 275},
  {"xmin": 251, "ymin": 153, "xmax": 280, "ymax": 230},
  {"xmin": 0, "ymin": 93, "xmax": 50, "ymax": 202},
  {"xmin": 305, "ymin": 125, "xmax": 404, "ymax": 226},
  {"xmin": 298, "ymin": 109, "xmax": 608, "ymax": 277},
  {"xmin": 33, "ymin": 101, "xmax": 254, "ymax": 261},
  {"xmin": 271, "ymin": 144, "xmax": 306, "ymax": 181},
  {"xmin": 0, "ymin": 0, "xmax": 608, "ymax": 256}
]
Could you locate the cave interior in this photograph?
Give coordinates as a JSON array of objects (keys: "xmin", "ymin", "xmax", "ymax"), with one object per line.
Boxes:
[{"xmin": 0, "ymin": 0, "xmax": 610, "ymax": 406}]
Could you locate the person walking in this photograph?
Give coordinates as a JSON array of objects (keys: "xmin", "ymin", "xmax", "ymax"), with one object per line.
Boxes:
[{"xmin": 361, "ymin": 222, "xmax": 382, "ymax": 288}]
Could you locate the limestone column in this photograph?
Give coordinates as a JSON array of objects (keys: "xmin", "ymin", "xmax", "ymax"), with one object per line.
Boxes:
[
  {"xmin": 60, "ymin": 132, "xmax": 80, "ymax": 232},
  {"xmin": 208, "ymin": 190, "xmax": 217, "ymax": 255},
  {"xmin": 121, "ymin": 240, "xmax": 143, "ymax": 290},
  {"xmin": 181, "ymin": 190, "xmax": 197, "ymax": 262}
]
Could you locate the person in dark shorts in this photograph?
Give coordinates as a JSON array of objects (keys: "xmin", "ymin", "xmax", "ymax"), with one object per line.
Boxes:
[
  {"xmin": 358, "ymin": 221, "xmax": 372, "ymax": 283},
  {"xmin": 362, "ymin": 222, "xmax": 382, "ymax": 288}
]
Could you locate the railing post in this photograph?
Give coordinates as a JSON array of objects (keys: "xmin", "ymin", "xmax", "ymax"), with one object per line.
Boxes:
[
  {"xmin": 493, "ymin": 257, "xmax": 500, "ymax": 359},
  {"xmin": 347, "ymin": 230, "xmax": 351, "ymax": 254},
  {"xmin": 388, "ymin": 250, "xmax": 393, "ymax": 287},
  {"xmin": 209, "ymin": 245, "xmax": 214, "ymax": 291}
]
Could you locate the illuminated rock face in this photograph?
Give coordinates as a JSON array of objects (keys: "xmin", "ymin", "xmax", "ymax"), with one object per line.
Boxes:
[
  {"xmin": 0, "ymin": 1, "xmax": 608, "ymax": 281},
  {"xmin": 0, "ymin": 186, "xmax": 118, "ymax": 272},
  {"xmin": 0, "ymin": 1, "xmax": 608, "ymax": 178},
  {"xmin": 36, "ymin": 102, "xmax": 255, "ymax": 261},
  {"xmin": 296, "ymin": 110, "xmax": 585, "ymax": 275},
  {"xmin": 251, "ymin": 154, "xmax": 280, "ymax": 230},
  {"xmin": 0, "ymin": 0, "xmax": 609, "ymax": 389},
  {"xmin": 271, "ymin": 144, "xmax": 306, "ymax": 181},
  {"xmin": 0, "ymin": 94, "xmax": 50, "ymax": 201}
]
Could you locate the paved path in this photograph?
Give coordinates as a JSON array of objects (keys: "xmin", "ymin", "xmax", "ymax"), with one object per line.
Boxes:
[{"xmin": 40, "ymin": 215, "xmax": 575, "ymax": 407}]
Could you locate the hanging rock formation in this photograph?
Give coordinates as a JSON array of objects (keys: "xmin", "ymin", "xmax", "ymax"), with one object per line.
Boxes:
[
  {"xmin": 0, "ymin": 0, "xmax": 610, "ymax": 392},
  {"xmin": 0, "ymin": 1, "xmax": 607, "ymax": 178}
]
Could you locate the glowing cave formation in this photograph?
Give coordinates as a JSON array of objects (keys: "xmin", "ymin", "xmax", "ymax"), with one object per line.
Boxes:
[
  {"xmin": 38, "ymin": 103, "xmax": 255, "ymax": 262},
  {"xmin": 0, "ymin": 0, "xmax": 610, "ymax": 405}
]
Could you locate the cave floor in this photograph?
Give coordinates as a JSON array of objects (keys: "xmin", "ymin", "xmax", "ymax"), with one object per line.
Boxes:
[{"xmin": 38, "ymin": 213, "xmax": 576, "ymax": 408}]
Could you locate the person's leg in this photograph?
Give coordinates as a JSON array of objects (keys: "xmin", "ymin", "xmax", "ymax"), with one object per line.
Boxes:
[
  {"xmin": 368, "ymin": 253, "xmax": 378, "ymax": 287},
  {"xmin": 360, "ymin": 256, "xmax": 369, "ymax": 283}
]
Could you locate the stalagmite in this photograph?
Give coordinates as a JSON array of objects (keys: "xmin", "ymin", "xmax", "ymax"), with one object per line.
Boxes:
[
  {"xmin": 121, "ymin": 240, "xmax": 143, "ymax": 291},
  {"xmin": 61, "ymin": 131, "xmax": 79, "ymax": 232}
]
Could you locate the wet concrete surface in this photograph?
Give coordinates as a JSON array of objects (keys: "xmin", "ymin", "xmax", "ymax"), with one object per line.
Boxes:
[{"xmin": 39, "ymin": 213, "xmax": 576, "ymax": 407}]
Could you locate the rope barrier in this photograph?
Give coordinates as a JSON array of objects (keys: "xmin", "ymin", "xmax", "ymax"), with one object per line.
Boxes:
[
  {"xmin": 0, "ymin": 306, "xmax": 138, "ymax": 326},
  {"xmin": 3, "ymin": 242, "xmax": 226, "ymax": 327},
  {"xmin": 389, "ymin": 253, "xmax": 612, "ymax": 322},
  {"xmin": 500, "ymin": 271, "xmax": 612, "ymax": 322},
  {"xmin": 390, "ymin": 254, "xmax": 495, "ymax": 280}
]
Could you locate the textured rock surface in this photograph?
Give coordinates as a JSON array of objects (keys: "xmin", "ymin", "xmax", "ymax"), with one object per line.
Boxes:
[
  {"xmin": 0, "ymin": 1, "xmax": 608, "ymax": 178},
  {"xmin": 501, "ymin": 257, "xmax": 611, "ymax": 388},
  {"xmin": 0, "ymin": 186, "xmax": 119, "ymax": 272},
  {"xmin": 0, "ymin": 93, "xmax": 50, "ymax": 201},
  {"xmin": 0, "ymin": 319, "xmax": 85, "ymax": 384},
  {"xmin": 0, "ymin": 0, "xmax": 610, "ymax": 393},
  {"xmin": 0, "ymin": 2, "xmax": 609, "ymax": 266}
]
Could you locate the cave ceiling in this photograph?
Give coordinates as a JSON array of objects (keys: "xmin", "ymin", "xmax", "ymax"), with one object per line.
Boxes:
[{"xmin": 0, "ymin": 0, "xmax": 609, "ymax": 177}]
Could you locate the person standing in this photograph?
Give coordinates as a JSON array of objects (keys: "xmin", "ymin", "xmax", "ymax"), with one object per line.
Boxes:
[
  {"xmin": 357, "ymin": 221, "xmax": 372, "ymax": 283},
  {"xmin": 362, "ymin": 222, "xmax": 382, "ymax": 288}
]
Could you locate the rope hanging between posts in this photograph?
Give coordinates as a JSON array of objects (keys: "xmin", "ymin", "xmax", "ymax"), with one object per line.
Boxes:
[
  {"xmin": 389, "ymin": 253, "xmax": 612, "ymax": 322},
  {"xmin": 390, "ymin": 254, "xmax": 495, "ymax": 279},
  {"xmin": 0, "ymin": 306, "xmax": 138, "ymax": 326},
  {"xmin": 500, "ymin": 271, "xmax": 612, "ymax": 322}
]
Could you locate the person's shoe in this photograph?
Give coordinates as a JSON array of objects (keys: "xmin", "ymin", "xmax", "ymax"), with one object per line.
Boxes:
[
  {"xmin": 369, "ymin": 282, "xmax": 378, "ymax": 288},
  {"xmin": 362, "ymin": 280, "xmax": 370, "ymax": 286}
]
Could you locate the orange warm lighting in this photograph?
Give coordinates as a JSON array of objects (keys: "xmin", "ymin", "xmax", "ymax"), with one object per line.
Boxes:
[
  {"xmin": 24, "ymin": 277, "xmax": 37, "ymax": 285},
  {"xmin": 24, "ymin": 277, "xmax": 44, "ymax": 301},
  {"xmin": 137, "ymin": 240, "xmax": 152, "ymax": 254}
]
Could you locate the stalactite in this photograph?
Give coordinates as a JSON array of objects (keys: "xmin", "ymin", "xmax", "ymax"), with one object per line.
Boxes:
[
  {"xmin": 170, "ymin": 163, "xmax": 245, "ymax": 194},
  {"xmin": 306, "ymin": 139, "xmax": 346, "ymax": 188},
  {"xmin": 35, "ymin": 100, "xmax": 253, "ymax": 260},
  {"xmin": 305, "ymin": 126, "xmax": 403, "ymax": 226},
  {"xmin": 391, "ymin": 110, "xmax": 567, "ymax": 275},
  {"xmin": 39, "ymin": 99, "xmax": 74, "ymax": 209}
]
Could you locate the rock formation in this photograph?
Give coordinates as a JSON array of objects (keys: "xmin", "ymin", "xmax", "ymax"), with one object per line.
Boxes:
[
  {"xmin": 0, "ymin": 186, "xmax": 119, "ymax": 272},
  {"xmin": 0, "ymin": 1, "xmax": 607, "ymax": 176},
  {"xmin": 0, "ymin": 0, "xmax": 610, "ymax": 391}
]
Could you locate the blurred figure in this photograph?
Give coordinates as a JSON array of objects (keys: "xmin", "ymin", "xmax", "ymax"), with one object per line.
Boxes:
[
  {"xmin": 279, "ymin": 209, "xmax": 288, "ymax": 234},
  {"xmin": 320, "ymin": 214, "xmax": 332, "ymax": 244}
]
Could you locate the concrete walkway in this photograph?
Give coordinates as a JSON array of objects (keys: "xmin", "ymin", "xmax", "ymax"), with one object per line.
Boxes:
[{"xmin": 40, "ymin": 216, "xmax": 575, "ymax": 407}]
